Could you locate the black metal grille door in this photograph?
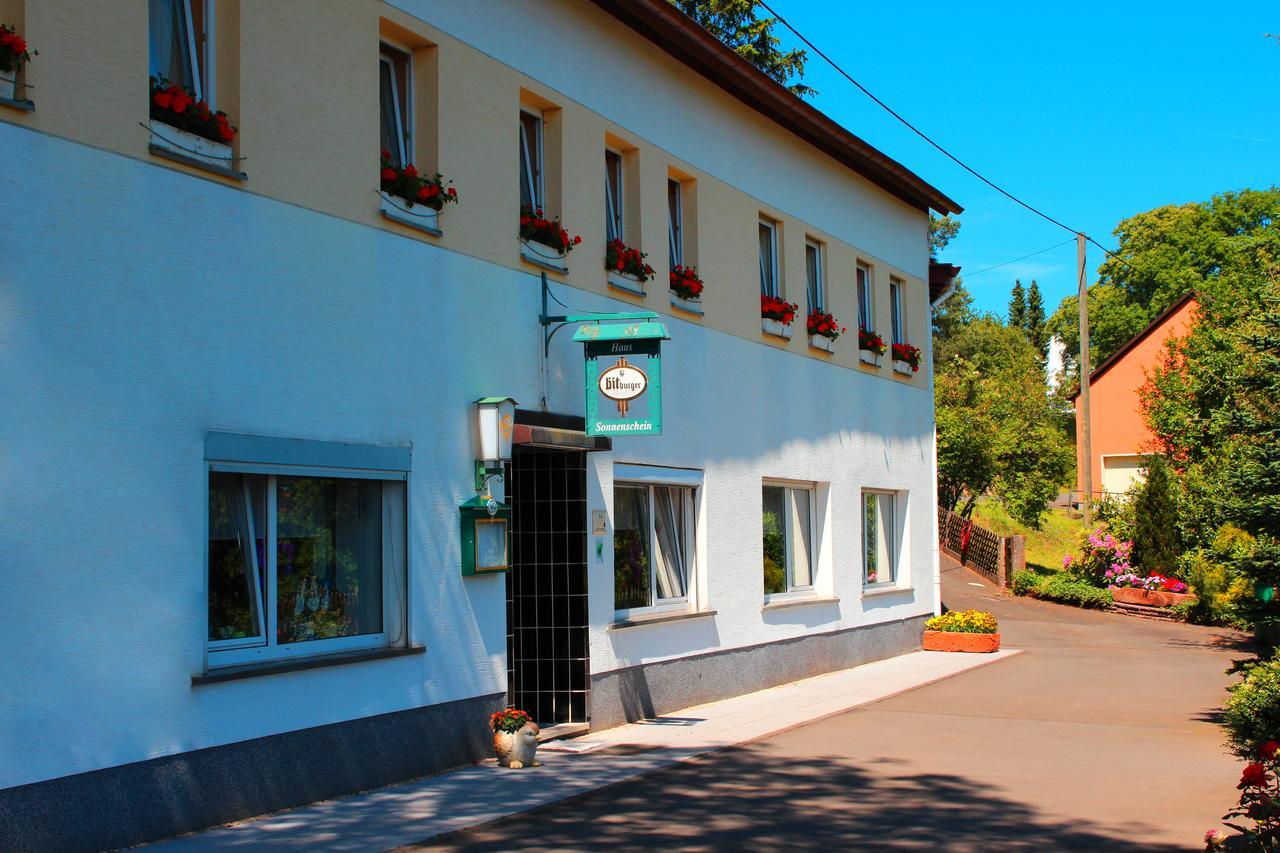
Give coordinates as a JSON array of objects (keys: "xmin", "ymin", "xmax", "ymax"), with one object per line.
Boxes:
[{"xmin": 506, "ymin": 447, "xmax": 589, "ymax": 724}]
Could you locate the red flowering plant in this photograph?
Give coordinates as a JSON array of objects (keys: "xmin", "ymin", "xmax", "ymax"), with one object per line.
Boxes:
[
  {"xmin": 858, "ymin": 328, "xmax": 886, "ymax": 355},
  {"xmin": 892, "ymin": 342, "xmax": 922, "ymax": 372},
  {"xmin": 0, "ymin": 23, "xmax": 35, "ymax": 74},
  {"xmin": 519, "ymin": 205, "xmax": 582, "ymax": 255},
  {"xmin": 807, "ymin": 311, "xmax": 847, "ymax": 342},
  {"xmin": 1205, "ymin": 739, "xmax": 1280, "ymax": 849},
  {"xmin": 149, "ymin": 76, "xmax": 235, "ymax": 144},
  {"xmin": 489, "ymin": 707, "xmax": 533, "ymax": 734},
  {"xmin": 379, "ymin": 151, "xmax": 458, "ymax": 211},
  {"xmin": 670, "ymin": 264, "xmax": 704, "ymax": 301},
  {"xmin": 761, "ymin": 295, "xmax": 798, "ymax": 325},
  {"xmin": 605, "ymin": 239, "xmax": 655, "ymax": 282}
]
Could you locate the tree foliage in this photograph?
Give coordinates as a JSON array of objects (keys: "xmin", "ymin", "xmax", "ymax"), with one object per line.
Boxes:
[
  {"xmin": 929, "ymin": 213, "xmax": 960, "ymax": 257},
  {"xmin": 1025, "ymin": 280, "xmax": 1047, "ymax": 359},
  {"xmin": 1131, "ymin": 454, "xmax": 1180, "ymax": 573},
  {"xmin": 1007, "ymin": 280, "xmax": 1026, "ymax": 330},
  {"xmin": 669, "ymin": 0, "xmax": 816, "ymax": 97}
]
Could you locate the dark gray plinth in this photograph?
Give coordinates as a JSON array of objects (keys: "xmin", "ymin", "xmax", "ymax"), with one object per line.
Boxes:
[
  {"xmin": 0, "ymin": 691, "xmax": 504, "ymax": 852},
  {"xmin": 590, "ymin": 615, "xmax": 929, "ymax": 730}
]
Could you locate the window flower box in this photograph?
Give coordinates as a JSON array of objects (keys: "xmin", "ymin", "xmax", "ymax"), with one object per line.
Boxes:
[
  {"xmin": 761, "ymin": 295, "xmax": 797, "ymax": 339},
  {"xmin": 0, "ymin": 24, "xmax": 35, "ymax": 102},
  {"xmin": 149, "ymin": 77, "xmax": 236, "ymax": 170},
  {"xmin": 891, "ymin": 342, "xmax": 922, "ymax": 374},
  {"xmin": 859, "ymin": 328, "xmax": 886, "ymax": 365},
  {"xmin": 859, "ymin": 349, "xmax": 880, "ymax": 365},
  {"xmin": 606, "ymin": 240, "xmax": 653, "ymax": 295},
  {"xmin": 807, "ymin": 311, "xmax": 845, "ymax": 354},
  {"xmin": 519, "ymin": 206, "xmax": 579, "ymax": 272},
  {"xmin": 893, "ymin": 360, "xmax": 914, "ymax": 375},
  {"xmin": 608, "ymin": 271, "xmax": 646, "ymax": 296},
  {"xmin": 670, "ymin": 265, "xmax": 704, "ymax": 300},
  {"xmin": 809, "ymin": 335, "xmax": 835, "ymax": 352},
  {"xmin": 671, "ymin": 294, "xmax": 704, "ymax": 315},
  {"xmin": 379, "ymin": 151, "xmax": 456, "ymax": 235},
  {"xmin": 762, "ymin": 318, "xmax": 792, "ymax": 339}
]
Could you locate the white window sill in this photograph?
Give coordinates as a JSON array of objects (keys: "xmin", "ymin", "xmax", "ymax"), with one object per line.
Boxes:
[
  {"xmin": 380, "ymin": 191, "xmax": 442, "ymax": 236},
  {"xmin": 858, "ymin": 349, "xmax": 881, "ymax": 366},
  {"xmin": 892, "ymin": 360, "xmax": 916, "ymax": 376},
  {"xmin": 519, "ymin": 239, "xmax": 569, "ymax": 274},
  {"xmin": 862, "ymin": 583, "xmax": 910, "ymax": 598},
  {"xmin": 761, "ymin": 596, "xmax": 840, "ymax": 612},
  {"xmin": 761, "ymin": 318, "xmax": 792, "ymax": 339},
  {"xmin": 607, "ymin": 271, "xmax": 647, "ymax": 296},
  {"xmin": 193, "ymin": 645, "xmax": 424, "ymax": 685},
  {"xmin": 609, "ymin": 609, "xmax": 717, "ymax": 630}
]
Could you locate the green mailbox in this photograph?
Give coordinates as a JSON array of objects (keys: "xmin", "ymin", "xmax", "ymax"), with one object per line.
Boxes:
[{"xmin": 460, "ymin": 495, "xmax": 512, "ymax": 576}]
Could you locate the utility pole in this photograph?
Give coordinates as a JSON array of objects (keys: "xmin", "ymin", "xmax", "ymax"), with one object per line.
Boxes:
[{"xmin": 1077, "ymin": 232, "xmax": 1093, "ymax": 526}]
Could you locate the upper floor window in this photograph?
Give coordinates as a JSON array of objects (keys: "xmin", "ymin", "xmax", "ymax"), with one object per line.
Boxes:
[
  {"xmin": 805, "ymin": 239, "xmax": 825, "ymax": 313},
  {"xmin": 519, "ymin": 109, "xmax": 544, "ymax": 211},
  {"xmin": 857, "ymin": 262, "xmax": 874, "ymax": 331},
  {"xmin": 668, "ymin": 179, "xmax": 684, "ymax": 267},
  {"xmin": 379, "ymin": 44, "xmax": 411, "ymax": 169},
  {"xmin": 758, "ymin": 217, "xmax": 780, "ymax": 297},
  {"xmin": 150, "ymin": 0, "xmax": 210, "ymax": 101},
  {"xmin": 605, "ymin": 149, "xmax": 624, "ymax": 242},
  {"xmin": 614, "ymin": 483, "xmax": 695, "ymax": 613},
  {"xmin": 890, "ymin": 278, "xmax": 906, "ymax": 345},
  {"xmin": 762, "ymin": 483, "xmax": 814, "ymax": 596},
  {"xmin": 863, "ymin": 490, "xmax": 898, "ymax": 587}
]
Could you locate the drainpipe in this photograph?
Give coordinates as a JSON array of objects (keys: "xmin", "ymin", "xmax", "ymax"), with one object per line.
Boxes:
[{"xmin": 932, "ymin": 425, "xmax": 943, "ymax": 616}]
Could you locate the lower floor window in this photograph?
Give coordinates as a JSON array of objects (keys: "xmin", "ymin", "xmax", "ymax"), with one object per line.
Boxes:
[
  {"xmin": 863, "ymin": 490, "xmax": 897, "ymax": 585},
  {"xmin": 208, "ymin": 471, "xmax": 406, "ymax": 664},
  {"xmin": 762, "ymin": 483, "xmax": 814, "ymax": 595},
  {"xmin": 614, "ymin": 483, "xmax": 695, "ymax": 611}
]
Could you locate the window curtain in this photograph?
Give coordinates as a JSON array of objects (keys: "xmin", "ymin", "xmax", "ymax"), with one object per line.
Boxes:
[
  {"xmin": 382, "ymin": 480, "xmax": 407, "ymax": 645},
  {"xmin": 653, "ymin": 487, "xmax": 688, "ymax": 601},
  {"xmin": 789, "ymin": 488, "xmax": 813, "ymax": 588},
  {"xmin": 149, "ymin": 0, "xmax": 196, "ymax": 92}
]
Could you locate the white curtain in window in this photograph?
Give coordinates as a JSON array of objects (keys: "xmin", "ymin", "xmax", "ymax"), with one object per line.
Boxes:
[
  {"xmin": 653, "ymin": 486, "xmax": 688, "ymax": 601},
  {"xmin": 865, "ymin": 493, "xmax": 895, "ymax": 583},
  {"xmin": 382, "ymin": 480, "xmax": 407, "ymax": 645},
  {"xmin": 789, "ymin": 488, "xmax": 813, "ymax": 588},
  {"xmin": 149, "ymin": 0, "xmax": 197, "ymax": 93}
]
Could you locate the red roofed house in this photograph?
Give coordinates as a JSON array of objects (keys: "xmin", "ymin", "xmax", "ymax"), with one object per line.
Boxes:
[{"xmin": 1072, "ymin": 292, "xmax": 1199, "ymax": 499}]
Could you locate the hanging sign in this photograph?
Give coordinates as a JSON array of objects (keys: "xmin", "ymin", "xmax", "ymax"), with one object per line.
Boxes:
[{"xmin": 574, "ymin": 321, "xmax": 669, "ymax": 437}]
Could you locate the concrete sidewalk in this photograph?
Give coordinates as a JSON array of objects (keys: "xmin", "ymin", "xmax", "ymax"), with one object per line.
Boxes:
[{"xmin": 152, "ymin": 648, "xmax": 1017, "ymax": 850}]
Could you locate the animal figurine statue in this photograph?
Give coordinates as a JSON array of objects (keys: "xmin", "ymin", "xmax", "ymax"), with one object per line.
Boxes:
[{"xmin": 494, "ymin": 720, "xmax": 541, "ymax": 768}]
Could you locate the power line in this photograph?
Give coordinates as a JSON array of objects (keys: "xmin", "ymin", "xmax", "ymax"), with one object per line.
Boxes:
[{"xmin": 961, "ymin": 239, "xmax": 1076, "ymax": 280}]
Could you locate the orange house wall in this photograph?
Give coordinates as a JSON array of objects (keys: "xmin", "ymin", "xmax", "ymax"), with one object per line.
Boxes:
[{"xmin": 1074, "ymin": 298, "xmax": 1198, "ymax": 496}]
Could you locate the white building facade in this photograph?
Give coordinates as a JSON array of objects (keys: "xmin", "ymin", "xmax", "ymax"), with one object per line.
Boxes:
[{"xmin": 0, "ymin": 0, "xmax": 960, "ymax": 847}]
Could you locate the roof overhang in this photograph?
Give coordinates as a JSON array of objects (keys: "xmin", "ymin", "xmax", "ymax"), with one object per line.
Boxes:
[
  {"xmin": 929, "ymin": 262, "xmax": 962, "ymax": 306},
  {"xmin": 590, "ymin": 0, "xmax": 962, "ymax": 216}
]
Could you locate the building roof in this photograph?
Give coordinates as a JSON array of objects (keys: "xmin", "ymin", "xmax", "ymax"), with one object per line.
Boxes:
[
  {"xmin": 1068, "ymin": 291, "xmax": 1198, "ymax": 400},
  {"xmin": 929, "ymin": 262, "xmax": 962, "ymax": 304},
  {"xmin": 591, "ymin": 0, "xmax": 962, "ymax": 216}
]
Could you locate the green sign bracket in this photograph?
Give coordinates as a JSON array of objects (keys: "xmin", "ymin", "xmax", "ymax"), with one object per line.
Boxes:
[{"xmin": 538, "ymin": 272, "xmax": 661, "ymax": 357}]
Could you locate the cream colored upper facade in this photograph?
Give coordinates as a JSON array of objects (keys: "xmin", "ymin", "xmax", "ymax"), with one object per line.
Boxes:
[{"xmin": 1, "ymin": 0, "xmax": 936, "ymax": 375}]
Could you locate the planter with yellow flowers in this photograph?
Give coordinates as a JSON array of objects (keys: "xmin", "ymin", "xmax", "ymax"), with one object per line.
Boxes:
[{"xmin": 922, "ymin": 609, "xmax": 1001, "ymax": 653}]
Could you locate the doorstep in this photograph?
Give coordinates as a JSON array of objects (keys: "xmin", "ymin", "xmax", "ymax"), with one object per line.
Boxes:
[{"xmin": 149, "ymin": 648, "xmax": 1019, "ymax": 851}]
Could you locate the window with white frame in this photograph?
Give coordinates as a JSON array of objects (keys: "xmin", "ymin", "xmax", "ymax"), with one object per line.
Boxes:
[
  {"xmin": 519, "ymin": 109, "xmax": 544, "ymax": 211},
  {"xmin": 668, "ymin": 179, "xmax": 683, "ymax": 267},
  {"xmin": 890, "ymin": 278, "xmax": 906, "ymax": 345},
  {"xmin": 605, "ymin": 149, "xmax": 624, "ymax": 242},
  {"xmin": 857, "ymin": 262, "xmax": 874, "ymax": 332},
  {"xmin": 805, "ymin": 239, "xmax": 825, "ymax": 313},
  {"xmin": 379, "ymin": 44, "xmax": 412, "ymax": 169},
  {"xmin": 762, "ymin": 483, "xmax": 814, "ymax": 595},
  {"xmin": 614, "ymin": 483, "xmax": 695, "ymax": 612},
  {"xmin": 206, "ymin": 437, "xmax": 408, "ymax": 667},
  {"xmin": 863, "ymin": 490, "xmax": 897, "ymax": 586},
  {"xmin": 759, "ymin": 217, "xmax": 780, "ymax": 297},
  {"xmin": 149, "ymin": 0, "xmax": 212, "ymax": 101}
]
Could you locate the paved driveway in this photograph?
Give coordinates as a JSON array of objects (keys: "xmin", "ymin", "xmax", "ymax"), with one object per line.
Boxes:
[{"xmin": 419, "ymin": 557, "xmax": 1252, "ymax": 851}]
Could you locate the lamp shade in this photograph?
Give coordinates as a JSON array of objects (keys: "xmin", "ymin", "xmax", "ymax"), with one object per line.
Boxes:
[{"xmin": 475, "ymin": 397, "xmax": 517, "ymax": 463}]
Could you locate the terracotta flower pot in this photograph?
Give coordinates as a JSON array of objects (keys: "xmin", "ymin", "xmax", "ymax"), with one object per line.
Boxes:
[
  {"xmin": 1110, "ymin": 587, "xmax": 1194, "ymax": 608},
  {"xmin": 923, "ymin": 630, "xmax": 1001, "ymax": 653}
]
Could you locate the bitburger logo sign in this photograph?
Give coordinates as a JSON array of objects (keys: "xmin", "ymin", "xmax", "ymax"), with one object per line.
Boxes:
[{"xmin": 598, "ymin": 357, "xmax": 648, "ymax": 417}]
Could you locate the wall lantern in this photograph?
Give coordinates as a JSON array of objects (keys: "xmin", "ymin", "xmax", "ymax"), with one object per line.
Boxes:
[
  {"xmin": 474, "ymin": 396, "xmax": 517, "ymax": 492},
  {"xmin": 460, "ymin": 495, "xmax": 511, "ymax": 576}
]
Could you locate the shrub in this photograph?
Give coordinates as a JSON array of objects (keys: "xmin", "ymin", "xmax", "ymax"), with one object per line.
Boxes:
[
  {"xmin": 1132, "ymin": 454, "xmax": 1181, "ymax": 574},
  {"xmin": 1061, "ymin": 528, "xmax": 1133, "ymax": 587},
  {"xmin": 1033, "ymin": 573, "xmax": 1113, "ymax": 609},
  {"xmin": 1178, "ymin": 525, "xmax": 1255, "ymax": 627},
  {"xmin": 1012, "ymin": 569, "xmax": 1042, "ymax": 597},
  {"xmin": 926, "ymin": 609, "xmax": 998, "ymax": 634},
  {"xmin": 1095, "ymin": 492, "xmax": 1136, "ymax": 543},
  {"xmin": 1224, "ymin": 659, "xmax": 1280, "ymax": 759}
]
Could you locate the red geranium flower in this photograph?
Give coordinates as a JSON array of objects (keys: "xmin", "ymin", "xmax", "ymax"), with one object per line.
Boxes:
[
  {"xmin": 1261, "ymin": 741, "xmax": 1280, "ymax": 761},
  {"xmin": 1241, "ymin": 763, "xmax": 1271, "ymax": 788},
  {"xmin": 381, "ymin": 167, "xmax": 398, "ymax": 181}
]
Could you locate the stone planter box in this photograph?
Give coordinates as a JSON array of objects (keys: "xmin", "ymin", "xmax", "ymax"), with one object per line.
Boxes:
[
  {"xmin": 761, "ymin": 318, "xmax": 792, "ymax": 339},
  {"xmin": 519, "ymin": 239, "xmax": 568, "ymax": 273},
  {"xmin": 379, "ymin": 191, "xmax": 441, "ymax": 235},
  {"xmin": 858, "ymin": 348, "xmax": 880, "ymax": 365},
  {"xmin": 670, "ymin": 293, "xmax": 703, "ymax": 315},
  {"xmin": 149, "ymin": 119, "xmax": 234, "ymax": 170},
  {"xmin": 809, "ymin": 334, "xmax": 835, "ymax": 353},
  {"xmin": 607, "ymin": 271, "xmax": 646, "ymax": 296},
  {"xmin": 893, "ymin": 360, "xmax": 915, "ymax": 376},
  {"xmin": 1111, "ymin": 587, "xmax": 1194, "ymax": 608},
  {"xmin": 0, "ymin": 70, "xmax": 15, "ymax": 101},
  {"xmin": 923, "ymin": 630, "xmax": 1001, "ymax": 653}
]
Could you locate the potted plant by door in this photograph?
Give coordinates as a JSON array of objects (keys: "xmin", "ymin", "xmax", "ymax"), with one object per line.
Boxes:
[
  {"xmin": 0, "ymin": 24, "xmax": 35, "ymax": 101},
  {"xmin": 149, "ymin": 76, "xmax": 236, "ymax": 169},
  {"xmin": 923, "ymin": 609, "xmax": 1001, "ymax": 652},
  {"xmin": 807, "ymin": 311, "xmax": 846, "ymax": 353},
  {"xmin": 490, "ymin": 707, "xmax": 542, "ymax": 768}
]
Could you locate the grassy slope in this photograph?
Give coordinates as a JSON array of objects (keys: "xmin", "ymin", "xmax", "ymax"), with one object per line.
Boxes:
[{"xmin": 969, "ymin": 499, "xmax": 1090, "ymax": 574}]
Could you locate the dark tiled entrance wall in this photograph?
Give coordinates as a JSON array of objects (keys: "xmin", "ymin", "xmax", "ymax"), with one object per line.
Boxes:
[{"xmin": 506, "ymin": 447, "xmax": 590, "ymax": 725}]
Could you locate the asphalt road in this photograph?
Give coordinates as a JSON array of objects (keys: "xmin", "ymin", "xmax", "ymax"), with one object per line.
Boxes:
[{"xmin": 416, "ymin": 557, "xmax": 1252, "ymax": 852}]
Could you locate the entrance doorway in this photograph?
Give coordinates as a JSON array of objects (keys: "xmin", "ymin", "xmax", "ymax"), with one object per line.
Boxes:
[{"xmin": 506, "ymin": 445, "xmax": 589, "ymax": 725}]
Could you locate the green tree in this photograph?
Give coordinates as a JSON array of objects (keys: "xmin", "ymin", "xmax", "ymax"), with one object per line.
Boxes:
[
  {"xmin": 1132, "ymin": 454, "xmax": 1180, "ymax": 573},
  {"xmin": 1008, "ymin": 280, "xmax": 1026, "ymax": 330},
  {"xmin": 1025, "ymin": 280, "xmax": 1048, "ymax": 359},
  {"xmin": 929, "ymin": 213, "xmax": 960, "ymax": 257},
  {"xmin": 668, "ymin": 0, "xmax": 815, "ymax": 97},
  {"xmin": 931, "ymin": 279, "xmax": 974, "ymax": 346}
]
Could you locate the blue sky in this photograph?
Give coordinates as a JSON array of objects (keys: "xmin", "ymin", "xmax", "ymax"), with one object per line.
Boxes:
[{"xmin": 769, "ymin": 1, "xmax": 1279, "ymax": 319}]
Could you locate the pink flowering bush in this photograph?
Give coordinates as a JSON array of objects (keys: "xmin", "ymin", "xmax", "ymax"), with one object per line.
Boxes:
[{"xmin": 1062, "ymin": 529, "xmax": 1134, "ymax": 587}]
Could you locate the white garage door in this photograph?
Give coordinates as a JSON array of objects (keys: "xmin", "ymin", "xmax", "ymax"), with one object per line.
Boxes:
[{"xmin": 1102, "ymin": 455, "xmax": 1146, "ymax": 497}]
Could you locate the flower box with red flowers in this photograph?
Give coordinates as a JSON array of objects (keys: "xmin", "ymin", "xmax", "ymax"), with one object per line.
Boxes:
[
  {"xmin": 761, "ymin": 295, "xmax": 797, "ymax": 339},
  {"xmin": 519, "ymin": 206, "xmax": 581, "ymax": 271},
  {"xmin": 807, "ymin": 311, "xmax": 846, "ymax": 353},
  {"xmin": 379, "ymin": 151, "xmax": 457, "ymax": 234},
  {"xmin": 0, "ymin": 23, "xmax": 35, "ymax": 101},
  {"xmin": 149, "ymin": 76, "xmax": 236, "ymax": 170},
  {"xmin": 605, "ymin": 239, "xmax": 654, "ymax": 295},
  {"xmin": 891, "ymin": 342, "xmax": 922, "ymax": 374},
  {"xmin": 858, "ymin": 328, "xmax": 885, "ymax": 364}
]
